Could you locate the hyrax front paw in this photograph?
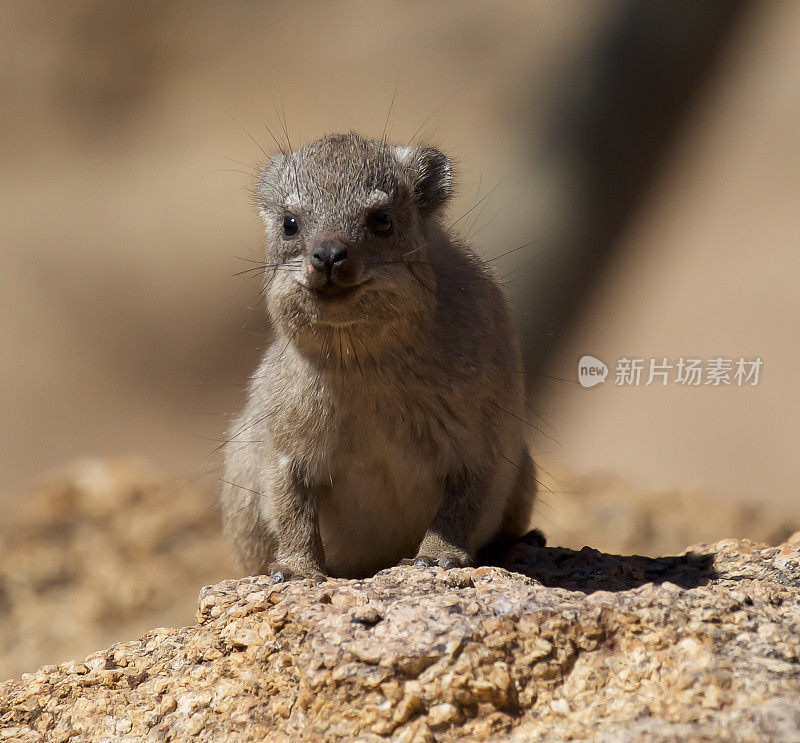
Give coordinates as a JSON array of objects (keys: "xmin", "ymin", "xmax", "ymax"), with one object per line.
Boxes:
[
  {"xmin": 402, "ymin": 548, "xmax": 474, "ymax": 570},
  {"xmin": 414, "ymin": 553, "xmax": 473, "ymax": 569},
  {"xmin": 408, "ymin": 533, "xmax": 475, "ymax": 569},
  {"xmin": 267, "ymin": 562, "xmax": 327, "ymax": 584}
]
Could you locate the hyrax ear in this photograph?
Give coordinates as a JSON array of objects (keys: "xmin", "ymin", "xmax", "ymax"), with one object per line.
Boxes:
[{"xmin": 394, "ymin": 145, "xmax": 453, "ymax": 215}]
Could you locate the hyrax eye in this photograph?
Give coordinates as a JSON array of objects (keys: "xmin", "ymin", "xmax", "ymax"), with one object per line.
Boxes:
[
  {"xmin": 283, "ymin": 215, "xmax": 299, "ymax": 237},
  {"xmin": 367, "ymin": 211, "xmax": 393, "ymax": 237}
]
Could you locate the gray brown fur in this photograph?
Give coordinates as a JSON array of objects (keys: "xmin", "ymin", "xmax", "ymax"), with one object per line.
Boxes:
[{"xmin": 221, "ymin": 132, "xmax": 535, "ymax": 580}]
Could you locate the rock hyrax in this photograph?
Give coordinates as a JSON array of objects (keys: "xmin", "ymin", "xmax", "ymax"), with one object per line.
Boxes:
[{"xmin": 221, "ymin": 132, "xmax": 536, "ymax": 580}]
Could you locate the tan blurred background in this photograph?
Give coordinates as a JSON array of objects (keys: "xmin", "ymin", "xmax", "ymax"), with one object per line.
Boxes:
[
  {"xmin": 546, "ymin": 0, "xmax": 800, "ymax": 507},
  {"xmin": 2, "ymin": 0, "xmax": 797, "ymax": 509},
  {"xmin": 0, "ymin": 0, "xmax": 799, "ymax": 677},
  {"xmin": 0, "ymin": 1, "xmax": 606, "ymax": 505}
]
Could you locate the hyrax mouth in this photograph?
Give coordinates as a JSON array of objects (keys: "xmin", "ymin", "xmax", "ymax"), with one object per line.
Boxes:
[{"xmin": 303, "ymin": 281, "xmax": 363, "ymax": 303}]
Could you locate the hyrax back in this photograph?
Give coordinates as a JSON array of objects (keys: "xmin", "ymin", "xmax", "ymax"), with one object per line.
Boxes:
[{"xmin": 221, "ymin": 132, "xmax": 535, "ymax": 580}]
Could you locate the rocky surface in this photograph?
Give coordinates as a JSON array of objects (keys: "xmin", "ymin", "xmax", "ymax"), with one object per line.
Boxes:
[
  {"xmin": 0, "ymin": 459, "xmax": 235, "ymax": 680},
  {"xmin": 1, "ymin": 533, "xmax": 798, "ymax": 741},
  {"xmin": 1, "ymin": 457, "xmax": 798, "ymax": 688}
]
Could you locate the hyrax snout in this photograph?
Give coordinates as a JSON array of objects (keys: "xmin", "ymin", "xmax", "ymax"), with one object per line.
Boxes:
[{"xmin": 304, "ymin": 236, "xmax": 361, "ymax": 294}]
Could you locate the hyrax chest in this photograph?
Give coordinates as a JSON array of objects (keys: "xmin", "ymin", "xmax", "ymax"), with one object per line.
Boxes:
[
  {"xmin": 318, "ymin": 413, "xmax": 443, "ymax": 577},
  {"xmin": 297, "ymin": 383, "xmax": 449, "ymax": 577}
]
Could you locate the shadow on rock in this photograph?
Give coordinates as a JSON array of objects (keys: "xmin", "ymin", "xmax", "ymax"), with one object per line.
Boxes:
[{"xmin": 484, "ymin": 532, "xmax": 717, "ymax": 593}]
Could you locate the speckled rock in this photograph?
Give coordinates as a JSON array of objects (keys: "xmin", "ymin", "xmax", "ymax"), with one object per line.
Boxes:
[
  {"xmin": 0, "ymin": 458, "xmax": 235, "ymax": 679},
  {"xmin": 1, "ymin": 534, "xmax": 799, "ymax": 742},
  {"xmin": 2, "ymin": 458, "xmax": 797, "ymax": 685}
]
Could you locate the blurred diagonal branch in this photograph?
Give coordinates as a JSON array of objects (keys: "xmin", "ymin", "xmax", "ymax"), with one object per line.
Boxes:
[{"xmin": 522, "ymin": 0, "xmax": 751, "ymax": 379}]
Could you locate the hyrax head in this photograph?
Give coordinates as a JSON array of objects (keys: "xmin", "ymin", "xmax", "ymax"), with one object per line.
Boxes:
[{"xmin": 256, "ymin": 132, "xmax": 453, "ymax": 339}]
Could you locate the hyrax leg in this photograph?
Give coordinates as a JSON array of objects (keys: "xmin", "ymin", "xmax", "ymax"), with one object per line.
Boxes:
[
  {"xmin": 267, "ymin": 462, "xmax": 326, "ymax": 583},
  {"xmin": 412, "ymin": 472, "xmax": 489, "ymax": 569}
]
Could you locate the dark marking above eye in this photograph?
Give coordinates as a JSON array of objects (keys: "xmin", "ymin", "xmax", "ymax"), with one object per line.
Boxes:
[
  {"xmin": 367, "ymin": 211, "xmax": 393, "ymax": 237},
  {"xmin": 283, "ymin": 215, "xmax": 298, "ymax": 237}
]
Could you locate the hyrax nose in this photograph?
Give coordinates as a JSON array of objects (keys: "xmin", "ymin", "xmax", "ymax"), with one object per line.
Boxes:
[{"xmin": 310, "ymin": 239, "xmax": 349, "ymax": 277}]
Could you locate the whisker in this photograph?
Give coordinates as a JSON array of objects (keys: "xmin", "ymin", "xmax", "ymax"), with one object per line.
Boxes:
[
  {"xmin": 449, "ymin": 179, "xmax": 505, "ymax": 229},
  {"xmin": 208, "ymin": 411, "xmax": 273, "ymax": 456},
  {"xmin": 407, "ymin": 96, "xmax": 454, "ymax": 144},
  {"xmin": 224, "ymin": 110, "xmax": 269, "ymax": 159},
  {"xmin": 203, "ymin": 152, "xmax": 260, "ymax": 174},
  {"xmin": 231, "ymin": 264, "xmax": 280, "ymax": 277},
  {"xmin": 407, "ymin": 263, "xmax": 435, "ymax": 294},
  {"xmin": 398, "ymin": 245, "xmax": 423, "ymax": 259},
  {"xmin": 274, "ymin": 88, "xmax": 302, "ymax": 200},
  {"xmin": 485, "ymin": 239, "xmax": 541, "ymax": 264},
  {"xmin": 490, "ymin": 401, "xmax": 564, "ymax": 449},
  {"xmin": 351, "ymin": 327, "xmax": 376, "ymax": 368},
  {"xmin": 347, "ymin": 328, "xmax": 364, "ymax": 376},
  {"xmin": 497, "ymin": 452, "xmax": 566, "ymax": 504},
  {"xmin": 382, "ymin": 73, "xmax": 401, "ymax": 145},
  {"xmin": 464, "ymin": 204, "xmax": 503, "ymax": 244},
  {"xmin": 367, "ymin": 259, "xmax": 432, "ymax": 268},
  {"xmin": 263, "ymin": 121, "xmax": 288, "ymax": 156}
]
